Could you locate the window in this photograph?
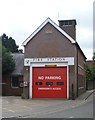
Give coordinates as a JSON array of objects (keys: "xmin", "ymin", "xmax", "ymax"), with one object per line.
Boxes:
[
  {"xmin": 56, "ymin": 82, "xmax": 64, "ymax": 85},
  {"xmin": 65, "ymin": 21, "xmax": 68, "ymax": 25},
  {"xmin": 36, "ymin": 82, "xmax": 42, "ymax": 85},
  {"xmin": 11, "ymin": 76, "xmax": 19, "ymax": 88},
  {"xmin": 46, "ymin": 82, "xmax": 53, "ymax": 86},
  {"xmin": 68, "ymin": 21, "xmax": 72, "ymax": 25}
]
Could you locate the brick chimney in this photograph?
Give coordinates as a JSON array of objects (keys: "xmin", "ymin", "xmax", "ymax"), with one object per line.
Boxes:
[{"xmin": 58, "ymin": 19, "xmax": 77, "ymax": 40}]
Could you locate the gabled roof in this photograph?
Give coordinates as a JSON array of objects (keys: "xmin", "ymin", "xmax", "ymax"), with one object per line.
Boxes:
[
  {"xmin": 22, "ymin": 17, "xmax": 76, "ymax": 46},
  {"xmin": 75, "ymin": 42, "xmax": 87, "ymax": 59}
]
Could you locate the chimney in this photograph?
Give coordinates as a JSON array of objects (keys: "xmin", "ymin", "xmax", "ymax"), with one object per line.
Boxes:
[{"xmin": 58, "ymin": 19, "xmax": 77, "ymax": 40}]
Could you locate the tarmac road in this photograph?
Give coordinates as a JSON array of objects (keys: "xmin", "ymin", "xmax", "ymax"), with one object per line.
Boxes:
[
  {"xmin": 36, "ymin": 100, "xmax": 93, "ymax": 118},
  {"xmin": 1, "ymin": 90, "xmax": 94, "ymax": 119}
]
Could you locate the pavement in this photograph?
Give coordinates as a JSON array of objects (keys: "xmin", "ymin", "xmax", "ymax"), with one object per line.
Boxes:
[
  {"xmin": 77, "ymin": 89, "xmax": 95, "ymax": 100},
  {"xmin": 1, "ymin": 89, "xmax": 94, "ymax": 118}
]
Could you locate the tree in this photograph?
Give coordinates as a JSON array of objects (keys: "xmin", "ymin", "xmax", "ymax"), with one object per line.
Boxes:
[
  {"xmin": 2, "ymin": 46, "xmax": 15, "ymax": 74},
  {"xmin": 2, "ymin": 33, "xmax": 19, "ymax": 53},
  {"xmin": 85, "ymin": 65, "xmax": 95, "ymax": 81},
  {"xmin": 85, "ymin": 65, "xmax": 92, "ymax": 81},
  {"xmin": 92, "ymin": 52, "xmax": 95, "ymax": 60}
]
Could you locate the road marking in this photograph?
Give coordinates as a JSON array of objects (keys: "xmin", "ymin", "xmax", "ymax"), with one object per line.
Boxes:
[
  {"xmin": 8, "ymin": 110, "xmax": 15, "ymax": 112},
  {"xmin": 3, "ymin": 108, "xmax": 15, "ymax": 113},
  {"xmin": 68, "ymin": 116, "xmax": 74, "ymax": 118},
  {"xmin": 22, "ymin": 106, "xmax": 31, "ymax": 108},
  {"xmin": 64, "ymin": 116, "xmax": 74, "ymax": 120}
]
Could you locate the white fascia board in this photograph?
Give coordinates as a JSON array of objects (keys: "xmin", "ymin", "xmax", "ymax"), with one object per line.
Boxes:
[
  {"xmin": 48, "ymin": 18, "xmax": 75, "ymax": 43},
  {"xmin": 22, "ymin": 18, "xmax": 50, "ymax": 46},
  {"xmin": 22, "ymin": 18, "xmax": 75, "ymax": 46},
  {"xmin": 24, "ymin": 57, "xmax": 74, "ymax": 66}
]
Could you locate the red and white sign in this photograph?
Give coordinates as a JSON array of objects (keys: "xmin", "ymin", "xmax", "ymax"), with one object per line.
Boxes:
[
  {"xmin": 32, "ymin": 67, "xmax": 67, "ymax": 99},
  {"xmin": 24, "ymin": 81, "xmax": 28, "ymax": 87}
]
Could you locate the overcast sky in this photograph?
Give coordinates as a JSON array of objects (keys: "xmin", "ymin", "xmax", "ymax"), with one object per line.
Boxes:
[{"xmin": 0, "ymin": 0, "xmax": 94, "ymax": 60}]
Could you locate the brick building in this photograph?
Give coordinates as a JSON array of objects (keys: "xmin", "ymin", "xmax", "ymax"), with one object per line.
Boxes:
[
  {"xmin": 22, "ymin": 18, "xmax": 86, "ymax": 99},
  {"xmin": 2, "ymin": 53, "xmax": 24, "ymax": 96}
]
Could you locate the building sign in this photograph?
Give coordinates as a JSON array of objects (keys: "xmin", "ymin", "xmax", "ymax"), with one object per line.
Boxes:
[
  {"xmin": 38, "ymin": 76, "xmax": 61, "ymax": 80},
  {"xmin": 38, "ymin": 87, "xmax": 61, "ymax": 90},
  {"xmin": 24, "ymin": 57, "xmax": 74, "ymax": 66}
]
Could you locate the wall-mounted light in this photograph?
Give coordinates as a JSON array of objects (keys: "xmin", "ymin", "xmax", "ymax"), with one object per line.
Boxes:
[{"xmin": 26, "ymin": 68, "xmax": 28, "ymax": 71}]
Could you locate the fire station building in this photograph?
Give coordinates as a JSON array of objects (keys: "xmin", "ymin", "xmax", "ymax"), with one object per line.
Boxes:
[{"xmin": 22, "ymin": 18, "xmax": 86, "ymax": 99}]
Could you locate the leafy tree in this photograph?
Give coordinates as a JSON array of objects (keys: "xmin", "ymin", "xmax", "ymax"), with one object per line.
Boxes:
[
  {"xmin": 2, "ymin": 33, "xmax": 19, "ymax": 53},
  {"xmin": 85, "ymin": 65, "xmax": 92, "ymax": 81},
  {"xmin": 2, "ymin": 46, "xmax": 15, "ymax": 74},
  {"xmin": 85, "ymin": 65, "xmax": 95, "ymax": 81}
]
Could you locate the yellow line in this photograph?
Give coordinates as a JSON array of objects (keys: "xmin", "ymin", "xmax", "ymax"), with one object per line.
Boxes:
[
  {"xmin": 2, "ymin": 108, "xmax": 15, "ymax": 113},
  {"xmin": 8, "ymin": 110, "xmax": 15, "ymax": 112},
  {"xmin": 22, "ymin": 106, "xmax": 30, "ymax": 108}
]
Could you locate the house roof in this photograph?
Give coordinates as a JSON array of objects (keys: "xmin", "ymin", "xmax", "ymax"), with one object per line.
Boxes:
[
  {"xmin": 22, "ymin": 17, "xmax": 86, "ymax": 59},
  {"xmin": 75, "ymin": 42, "xmax": 87, "ymax": 59},
  {"xmin": 86, "ymin": 60, "xmax": 95, "ymax": 67},
  {"xmin": 11, "ymin": 53, "xmax": 24, "ymax": 76},
  {"xmin": 22, "ymin": 17, "xmax": 75, "ymax": 46}
]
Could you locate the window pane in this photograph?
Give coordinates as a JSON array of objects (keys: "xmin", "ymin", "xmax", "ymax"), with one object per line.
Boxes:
[
  {"xmin": 46, "ymin": 82, "xmax": 53, "ymax": 85},
  {"xmin": 36, "ymin": 82, "xmax": 42, "ymax": 85},
  {"xmin": 68, "ymin": 21, "xmax": 72, "ymax": 25},
  {"xmin": 56, "ymin": 82, "xmax": 64, "ymax": 85},
  {"xmin": 11, "ymin": 77, "xmax": 19, "ymax": 88},
  {"xmin": 65, "ymin": 21, "xmax": 68, "ymax": 25}
]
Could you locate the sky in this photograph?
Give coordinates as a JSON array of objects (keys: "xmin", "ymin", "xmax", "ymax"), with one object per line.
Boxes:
[{"xmin": 0, "ymin": 0, "xmax": 94, "ymax": 60}]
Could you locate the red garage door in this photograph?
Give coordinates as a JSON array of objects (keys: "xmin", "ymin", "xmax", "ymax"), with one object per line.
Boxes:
[{"xmin": 32, "ymin": 67, "xmax": 67, "ymax": 99}]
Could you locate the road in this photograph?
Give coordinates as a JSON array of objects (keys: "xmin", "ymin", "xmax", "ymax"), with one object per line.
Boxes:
[
  {"xmin": 36, "ymin": 100, "xmax": 93, "ymax": 118},
  {"xmin": 2, "ymin": 92, "xmax": 94, "ymax": 119}
]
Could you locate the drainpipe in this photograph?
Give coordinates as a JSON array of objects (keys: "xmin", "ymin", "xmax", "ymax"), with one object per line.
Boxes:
[
  {"xmin": 74, "ymin": 43, "xmax": 78, "ymax": 98},
  {"xmin": 76, "ymin": 45, "xmax": 78, "ymax": 97}
]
